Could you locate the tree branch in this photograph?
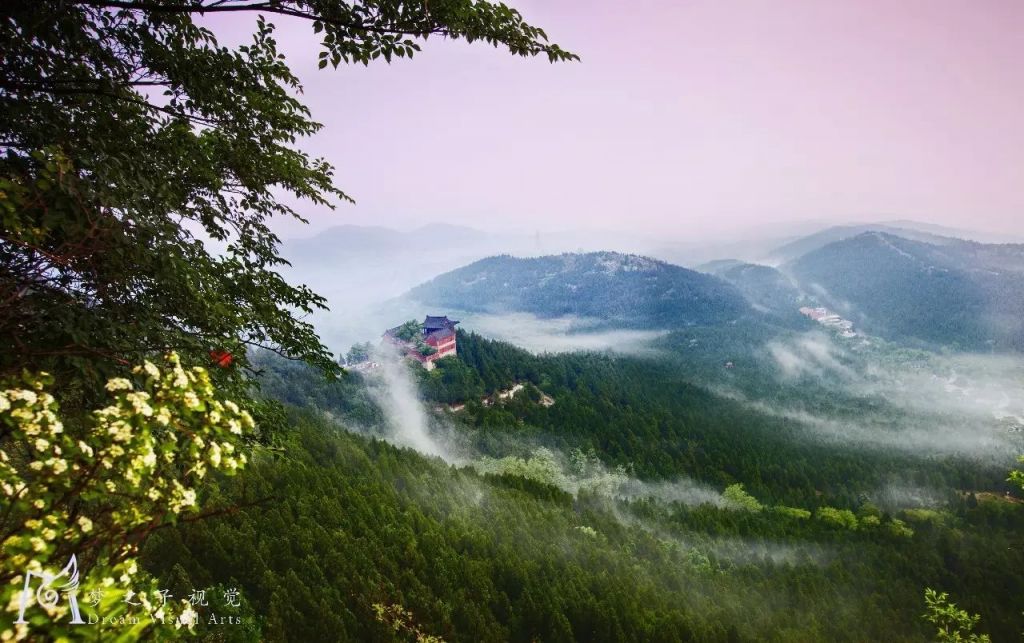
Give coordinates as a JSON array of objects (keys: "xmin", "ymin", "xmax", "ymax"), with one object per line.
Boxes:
[{"xmin": 72, "ymin": 1, "xmax": 445, "ymax": 37}]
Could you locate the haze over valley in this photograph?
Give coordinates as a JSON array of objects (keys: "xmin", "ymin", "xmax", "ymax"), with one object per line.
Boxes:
[
  {"xmin": 5, "ymin": 2, "xmax": 1024, "ymax": 641},
  {"xmin": 230, "ymin": 215, "xmax": 1024, "ymax": 641}
]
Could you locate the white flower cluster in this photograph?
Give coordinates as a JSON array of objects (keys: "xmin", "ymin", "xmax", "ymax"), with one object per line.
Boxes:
[{"xmin": 0, "ymin": 353, "xmax": 253, "ymax": 641}]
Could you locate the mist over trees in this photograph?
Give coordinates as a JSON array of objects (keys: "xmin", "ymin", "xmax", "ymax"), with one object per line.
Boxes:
[
  {"xmin": 2, "ymin": 2, "xmax": 1022, "ymax": 642},
  {"xmin": 170, "ymin": 336, "xmax": 1023, "ymax": 641},
  {"xmin": 0, "ymin": 1, "xmax": 576, "ymax": 639},
  {"xmin": 787, "ymin": 232, "xmax": 1024, "ymax": 351}
]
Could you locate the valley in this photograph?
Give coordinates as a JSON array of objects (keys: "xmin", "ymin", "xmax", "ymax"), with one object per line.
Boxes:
[
  {"xmin": 138, "ymin": 223, "xmax": 1024, "ymax": 641},
  {"xmin": 5, "ymin": 7, "xmax": 1021, "ymax": 642}
]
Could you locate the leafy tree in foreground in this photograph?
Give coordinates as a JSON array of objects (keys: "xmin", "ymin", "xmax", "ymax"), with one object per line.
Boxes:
[
  {"xmin": 1010, "ymin": 455, "xmax": 1024, "ymax": 491},
  {"xmin": 923, "ymin": 589, "xmax": 991, "ymax": 643},
  {"xmin": 373, "ymin": 603, "xmax": 446, "ymax": 643},
  {"xmin": 919, "ymin": 444, "xmax": 1023, "ymax": 642},
  {"xmin": 0, "ymin": 1, "xmax": 576, "ymax": 403},
  {"xmin": 0, "ymin": 4, "xmax": 574, "ymax": 638}
]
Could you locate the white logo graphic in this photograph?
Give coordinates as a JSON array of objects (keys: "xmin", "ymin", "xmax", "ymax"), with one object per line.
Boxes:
[{"xmin": 14, "ymin": 554, "xmax": 85, "ymax": 625}]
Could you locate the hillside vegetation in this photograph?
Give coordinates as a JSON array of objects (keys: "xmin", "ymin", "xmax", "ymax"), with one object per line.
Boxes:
[
  {"xmin": 141, "ymin": 332, "xmax": 1024, "ymax": 641},
  {"xmin": 788, "ymin": 232, "xmax": 1024, "ymax": 350},
  {"xmin": 408, "ymin": 252, "xmax": 750, "ymax": 328}
]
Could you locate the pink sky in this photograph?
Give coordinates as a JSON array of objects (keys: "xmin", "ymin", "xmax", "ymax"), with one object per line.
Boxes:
[{"xmin": 205, "ymin": 0, "xmax": 1023, "ymax": 239}]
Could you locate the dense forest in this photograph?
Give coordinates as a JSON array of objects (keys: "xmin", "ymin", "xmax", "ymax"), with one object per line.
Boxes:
[
  {"xmin": 3, "ymin": 2, "xmax": 1021, "ymax": 642},
  {"xmin": 139, "ymin": 331, "xmax": 1024, "ymax": 641}
]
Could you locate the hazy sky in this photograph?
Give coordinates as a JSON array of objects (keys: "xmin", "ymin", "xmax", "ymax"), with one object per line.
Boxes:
[{"xmin": 206, "ymin": 0, "xmax": 1023, "ymax": 239}]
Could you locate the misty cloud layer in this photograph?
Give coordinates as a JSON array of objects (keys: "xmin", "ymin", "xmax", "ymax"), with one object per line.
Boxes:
[
  {"xmin": 766, "ymin": 333, "xmax": 1024, "ymax": 425},
  {"xmin": 723, "ymin": 332, "xmax": 1024, "ymax": 459},
  {"xmin": 351, "ymin": 345, "xmax": 728, "ymax": 513},
  {"xmin": 456, "ymin": 312, "xmax": 667, "ymax": 356},
  {"xmin": 767, "ymin": 333, "xmax": 855, "ymax": 379},
  {"xmin": 363, "ymin": 347, "xmax": 449, "ymax": 458}
]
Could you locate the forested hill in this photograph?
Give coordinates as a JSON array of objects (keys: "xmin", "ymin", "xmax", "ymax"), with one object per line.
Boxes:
[
  {"xmin": 406, "ymin": 252, "xmax": 750, "ymax": 328},
  {"xmin": 139, "ymin": 334, "xmax": 1024, "ymax": 641},
  {"xmin": 764, "ymin": 223, "xmax": 957, "ymax": 265},
  {"xmin": 787, "ymin": 232, "xmax": 1024, "ymax": 350},
  {"xmin": 696, "ymin": 260, "xmax": 807, "ymax": 325}
]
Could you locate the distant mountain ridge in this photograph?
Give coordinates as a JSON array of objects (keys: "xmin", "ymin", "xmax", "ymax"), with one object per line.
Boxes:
[
  {"xmin": 764, "ymin": 224, "xmax": 957, "ymax": 265},
  {"xmin": 786, "ymin": 231, "xmax": 1024, "ymax": 350},
  {"xmin": 407, "ymin": 251, "xmax": 751, "ymax": 329},
  {"xmin": 879, "ymin": 219, "xmax": 1024, "ymax": 245},
  {"xmin": 763, "ymin": 220, "xmax": 1022, "ymax": 265},
  {"xmin": 280, "ymin": 221, "xmax": 1023, "ymax": 350}
]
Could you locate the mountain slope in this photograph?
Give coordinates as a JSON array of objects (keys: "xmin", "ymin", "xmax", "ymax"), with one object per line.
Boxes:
[
  {"xmin": 407, "ymin": 252, "xmax": 750, "ymax": 328},
  {"xmin": 147, "ymin": 339, "xmax": 1024, "ymax": 642},
  {"xmin": 766, "ymin": 224, "xmax": 956, "ymax": 264},
  {"xmin": 787, "ymin": 232, "xmax": 1024, "ymax": 350},
  {"xmin": 698, "ymin": 260, "xmax": 807, "ymax": 323}
]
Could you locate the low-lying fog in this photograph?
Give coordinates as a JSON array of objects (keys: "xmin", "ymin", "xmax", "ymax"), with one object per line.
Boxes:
[
  {"xmin": 277, "ymin": 221, "xmax": 1023, "ymax": 480},
  {"xmin": 280, "ymin": 224, "xmax": 1022, "ymax": 575},
  {"xmin": 447, "ymin": 312, "xmax": 668, "ymax": 356},
  {"xmin": 765, "ymin": 332, "xmax": 1024, "ymax": 428},
  {"xmin": 736, "ymin": 332, "xmax": 1024, "ymax": 459}
]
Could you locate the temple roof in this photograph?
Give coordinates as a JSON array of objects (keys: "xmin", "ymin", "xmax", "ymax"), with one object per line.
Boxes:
[{"xmin": 423, "ymin": 315, "xmax": 459, "ymax": 331}]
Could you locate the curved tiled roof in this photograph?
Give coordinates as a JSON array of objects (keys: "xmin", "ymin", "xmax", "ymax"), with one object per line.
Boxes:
[{"xmin": 423, "ymin": 315, "xmax": 459, "ymax": 331}]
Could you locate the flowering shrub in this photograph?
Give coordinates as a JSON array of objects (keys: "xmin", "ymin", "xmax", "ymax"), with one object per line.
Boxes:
[{"xmin": 0, "ymin": 353, "xmax": 251, "ymax": 640}]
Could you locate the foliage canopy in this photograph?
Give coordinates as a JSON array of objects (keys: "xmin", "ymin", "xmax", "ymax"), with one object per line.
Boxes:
[{"xmin": 0, "ymin": 0, "xmax": 575, "ymax": 397}]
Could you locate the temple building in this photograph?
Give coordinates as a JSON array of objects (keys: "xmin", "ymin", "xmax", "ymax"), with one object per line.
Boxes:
[{"xmin": 383, "ymin": 315, "xmax": 459, "ymax": 370}]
